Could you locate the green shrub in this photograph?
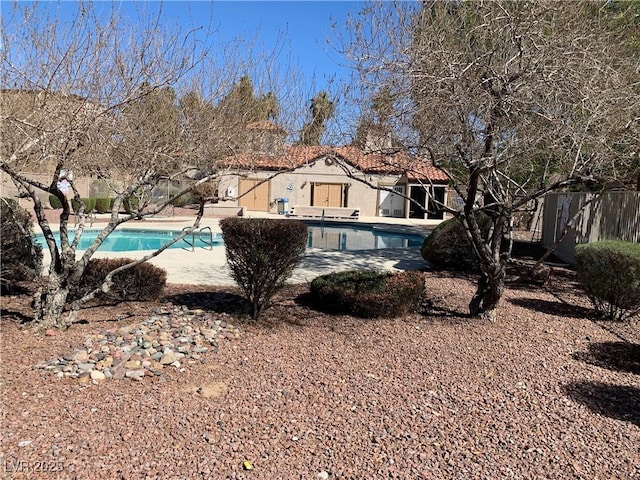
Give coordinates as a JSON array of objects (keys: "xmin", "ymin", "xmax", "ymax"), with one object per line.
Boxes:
[
  {"xmin": 94, "ymin": 197, "xmax": 112, "ymax": 214},
  {"xmin": 220, "ymin": 218, "xmax": 308, "ymax": 319},
  {"xmin": 123, "ymin": 196, "xmax": 139, "ymax": 214},
  {"xmin": 164, "ymin": 186, "xmax": 196, "ymax": 208},
  {"xmin": 575, "ymin": 241, "xmax": 640, "ymax": 321},
  {"xmin": 170, "ymin": 191, "xmax": 195, "ymax": 207},
  {"xmin": 421, "ymin": 214, "xmax": 491, "ymax": 272},
  {"xmin": 72, "ymin": 258, "xmax": 167, "ymax": 303},
  {"xmin": 70, "ymin": 198, "xmax": 81, "ymax": 213},
  {"xmin": 71, "ymin": 198, "xmax": 96, "ymax": 214},
  {"xmin": 309, "ymin": 269, "xmax": 425, "ymax": 318},
  {"xmin": 49, "ymin": 194, "xmax": 63, "ymax": 209},
  {"xmin": 0, "ymin": 198, "xmax": 43, "ymax": 293},
  {"xmin": 86, "ymin": 198, "xmax": 97, "ymax": 213}
]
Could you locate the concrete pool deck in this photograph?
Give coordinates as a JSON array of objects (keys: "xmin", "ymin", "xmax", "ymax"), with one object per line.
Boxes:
[{"xmin": 38, "ymin": 213, "xmax": 439, "ymax": 286}]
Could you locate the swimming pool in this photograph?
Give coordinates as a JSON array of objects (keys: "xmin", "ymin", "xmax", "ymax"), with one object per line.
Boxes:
[
  {"xmin": 34, "ymin": 229, "xmax": 223, "ymax": 252},
  {"xmin": 34, "ymin": 224, "xmax": 425, "ymax": 252},
  {"xmin": 305, "ymin": 223, "xmax": 424, "ymax": 250}
]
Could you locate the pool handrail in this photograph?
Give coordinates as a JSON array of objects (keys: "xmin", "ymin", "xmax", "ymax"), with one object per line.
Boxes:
[
  {"xmin": 198, "ymin": 226, "xmax": 214, "ymax": 251},
  {"xmin": 180, "ymin": 226, "xmax": 215, "ymax": 252},
  {"xmin": 180, "ymin": 226, "xmax": 194, "ymax": 251}
]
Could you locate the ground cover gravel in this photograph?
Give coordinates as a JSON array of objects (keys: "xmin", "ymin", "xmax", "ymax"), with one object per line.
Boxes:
[{"xmin": 1, "ymin": 270, "xmax": 639, "ymax": 479}]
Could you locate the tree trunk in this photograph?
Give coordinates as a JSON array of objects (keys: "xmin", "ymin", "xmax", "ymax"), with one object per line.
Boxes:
[
  {"xmin": 469, "ymin": 263, "xmax": 506, "ymax": 321},
  {"xmin": 33, "ymin": 274, "xmax": 73, "ymax": 330}
]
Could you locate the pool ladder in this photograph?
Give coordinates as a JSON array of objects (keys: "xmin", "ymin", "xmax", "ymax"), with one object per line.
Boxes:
[{"xmin": 181, "ymin": 226, "xmax": 215, "ymax": 251}]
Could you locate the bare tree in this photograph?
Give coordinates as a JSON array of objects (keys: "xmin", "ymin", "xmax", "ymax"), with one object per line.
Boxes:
[
  {"xmin": 0, "ymin": 2, "xmax": 299, "ymax": 328},
  {"xmin": 338, "ymin": 0, "xmax": 640, "ymax": 320}
]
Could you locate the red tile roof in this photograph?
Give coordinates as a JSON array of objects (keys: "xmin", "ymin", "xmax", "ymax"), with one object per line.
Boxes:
[
  {"xmin": 333, "ymin": 146, "xmax": 449, "ymax": 182},
  {"xmin": 221, "ymin": 145, "xmax": 449, "ymax": 183}
]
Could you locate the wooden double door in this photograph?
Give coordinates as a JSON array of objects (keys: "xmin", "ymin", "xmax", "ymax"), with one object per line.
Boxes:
[
  {"xmin": 238, "ymin": 179, "xmax": 270, "ymax": 212},
  {"xmin": 312, "ymin": 183, "xmax": 344, "ymax": 207}
]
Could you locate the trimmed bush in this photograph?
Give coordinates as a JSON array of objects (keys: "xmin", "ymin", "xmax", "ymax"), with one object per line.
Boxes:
[
  {"xmin": 87, "ymin": 198, "xmax": 97, "ymax": 213},
  {"xmin": 164, "ymin": 186, "xmax": 195, "ymax": 207},
  {"xmin": 52, "ymin": 196, "xmax": 98, "ymax": 214},
  {"xmin": 309, "ymin": 270, "xmax": 425, "ymax": 318},
  {"xmin": 71, "ymin": 198, "xmax": 97, "ymax": 214},
  {"xmin": 49, "ymin": 194, "xmax": 63, "ymax": 209},
  {"xmin": 1, "ymin": 198, "xmax": 43, "ymax": 293},
  {"xmin": 94, "ymin": 197, "xmax": 112, "ymax": 214},
  {"xmin": 170, "ymin": 191, "xmax": 195, "ymax": 207},
  {"xmin": 575, "ymin": 241, "xmax": 640, "ymax": 321},
  {"xmin": 421, "ymin": 214, "xmax": 491, "ymax": 272},
  {"xmin": 220, "ymin": 218, "xmax": 308, "ymax": 319},
  {"xmin": 72, "ymin": 258, "xmax": 167, "ymax": 303},
  {"xmin": 123, "ymin": 196, "xmax": 139, "ymax": 214}
]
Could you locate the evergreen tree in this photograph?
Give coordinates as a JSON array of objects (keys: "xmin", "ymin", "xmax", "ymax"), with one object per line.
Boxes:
[{"xmin": 298, "ymin": 91, "xmax": 335, "ymax": 146}]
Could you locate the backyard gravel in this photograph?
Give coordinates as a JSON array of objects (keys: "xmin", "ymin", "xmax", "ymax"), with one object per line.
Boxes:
[{"xmin": 1, "ymin": 271, "xmax": 639, "ymax": 479}]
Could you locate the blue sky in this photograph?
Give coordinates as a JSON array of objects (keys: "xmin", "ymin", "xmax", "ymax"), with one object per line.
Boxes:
[
  {"xmin": 209, "ymin": 1, "xmax": 362, "ymax": 90},
  {"xmin": 109, "ymin": 1, "xmax": 365, "ymax": 100},
  {"xmin": 8, "ymin": 1, "xmax": 364, "ymax": 89},
  {"xmin": 7, "ymin": 1, "xmax": 370, "ymax": 141},
  {"xmin": 166, "ymin": 0, "xmax": 368, "ymax": 139},
  {"xmin": 154, "ymin": 1, "xmax": 368, "ymax": 141}
]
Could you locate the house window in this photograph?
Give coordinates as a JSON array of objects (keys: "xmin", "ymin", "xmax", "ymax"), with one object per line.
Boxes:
[
  {"xmin": 409, "ymin": 185, "xmax": 446, "ymax": 219},
  {"xmin": 427, "ymin": 186, "xmax": 445, "ymax": 220}
]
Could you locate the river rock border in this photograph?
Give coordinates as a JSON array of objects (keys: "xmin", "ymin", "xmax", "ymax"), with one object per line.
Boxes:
[{"xmin": 33, "ymin": 305, "xmax": 241, "ymax": 383}]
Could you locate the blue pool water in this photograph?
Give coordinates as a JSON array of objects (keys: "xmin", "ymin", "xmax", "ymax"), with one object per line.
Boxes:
[
  {"xmin": 34, "ymin": 229, "xmax": 223, "ymax": 252},
  {"xmin": 34, "ymin": 224, "xmax": 424, "ymax": 252},
  {"xmin": 306, "ymin": 224, "xmax": 424, "ymax": 250}
]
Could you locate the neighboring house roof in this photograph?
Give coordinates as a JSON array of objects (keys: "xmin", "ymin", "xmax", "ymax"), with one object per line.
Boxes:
[{"xmin": 221, "ymin": 145, "xmax": 449, "ymax": 183}]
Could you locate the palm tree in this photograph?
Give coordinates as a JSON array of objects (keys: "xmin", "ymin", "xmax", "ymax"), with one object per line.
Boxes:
[{"xmin": 297, "ymin": 91, "xmax": 335, "ymax": 145}]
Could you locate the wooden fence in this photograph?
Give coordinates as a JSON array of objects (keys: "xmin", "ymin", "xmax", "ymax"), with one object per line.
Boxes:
[{"xmin": 542, "ymin": 191, "xmax": 640, "ymax": 263}]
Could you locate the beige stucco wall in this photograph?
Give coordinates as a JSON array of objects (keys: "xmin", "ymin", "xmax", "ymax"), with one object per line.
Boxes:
[
  {"xmin": 214, "ymin": 156, "xmax": 451, "ymax": 219},
  {"xmin": 3, "ymin": 159, "xmax": 450, "ymax": 221},
  {"xmin": 215, "ymin": 159, "xmax": 400, "ymax": 217},
  {"xmin": 1, "ymin": 170, "xmax": 92, "ymax": 210}
]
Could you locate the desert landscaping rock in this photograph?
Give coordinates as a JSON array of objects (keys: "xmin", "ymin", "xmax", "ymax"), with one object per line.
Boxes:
[
  {"xmin": 159, "ymin": 351, "xmax": 179, "ymax": 365},
  {"xmin": 3, "ymin": 278, "xmax": 639, "ymax": 478},
  {"xmin": 90, "ymin": 370, "xmax": 106, "ymax": 381},
  {"xmin": 32, "ymin": 304, "xmax": 241, "ymax": 382}
]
